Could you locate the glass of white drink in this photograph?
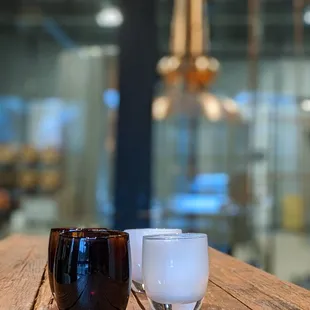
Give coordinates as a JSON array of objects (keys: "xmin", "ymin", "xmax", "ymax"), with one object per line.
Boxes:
[
  {"xmin": 143, "ymin": 233, "xmax": 209, "ymax": 310},
  {"xmin": 124, "ymin": 228, "xmax": 182, "ymax": 293}
]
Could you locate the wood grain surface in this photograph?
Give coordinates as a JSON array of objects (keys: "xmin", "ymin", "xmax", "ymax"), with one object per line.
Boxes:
[
  {"xmin": 209, "ymin": 248, "xmax": 310, "ymax": 310},
  {"xmin": 0, "ymin": 235, "xmax": 47, "ymax": 310},
  {"xmin": 32, "ymin": 267, "xmax": 142, "ymax": 310},
  {"xmin": 131, "ymin": 282, "xmax": 249, "ymax": 310},
  {"xmin": 1, "ymin": 235, "xmax": 310, "ymax": 310}
]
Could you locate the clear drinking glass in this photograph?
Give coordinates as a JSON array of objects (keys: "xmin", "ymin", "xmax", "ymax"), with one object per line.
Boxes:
[
  {"xmin": 124, "ymin": 228, "xmax": 182, "ymax": 293},
  {"xmin": 143, "ymin": 233, "xmax": 209, "ymax": 310}
]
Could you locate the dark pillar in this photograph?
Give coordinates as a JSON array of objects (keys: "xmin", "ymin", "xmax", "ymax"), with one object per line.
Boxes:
[{"xmin": 114, "ymin": 0, "xmax": 157, "ymax": 229}]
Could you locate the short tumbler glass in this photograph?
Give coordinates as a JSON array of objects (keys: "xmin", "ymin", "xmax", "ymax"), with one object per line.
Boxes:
[
  {"xmin": 54, "ymin": 230, "xmax": 131, "ymax": 310},
  {"xmin": 143, "ymin": 233, "xmax": 209, "ymax": 310},
  {"xmin": 48, "ymin": 228, "xmax": 109, "ymax": 296},
  {"xmin": 48, "ymin": 227, "xmax": 76, "ymax": 295},
  {"xmin": 124, "ymin": 228, "xmax": 182, "ymax": 293}
]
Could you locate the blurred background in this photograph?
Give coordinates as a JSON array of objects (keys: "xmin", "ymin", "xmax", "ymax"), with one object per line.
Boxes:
[{"xmin": 1, "ymin": 0, "xmax": 310, "ymax": 288}]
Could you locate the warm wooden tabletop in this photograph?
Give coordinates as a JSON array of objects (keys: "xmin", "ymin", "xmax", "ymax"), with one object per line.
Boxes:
[{"xmin": 1, "ymin": 235, "xmax": 310, "ymax": 310}]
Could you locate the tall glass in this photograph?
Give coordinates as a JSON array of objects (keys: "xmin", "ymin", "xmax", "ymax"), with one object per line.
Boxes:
[
  {"xmin": 54, "ymin": 229, "xmax": 131, "ymax": 310},
  {"xmin": 124, "ymin": 228, "xmax": 182, "ymax": 293},
  {"xmin": 143, "ymin": 233, "xmax": 209, "ymax": 310}
]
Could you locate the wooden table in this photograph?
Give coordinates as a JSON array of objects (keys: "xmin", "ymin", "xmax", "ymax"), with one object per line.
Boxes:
[{"xmin": 1, "ymin": 235, "xmax": 310, "ymax": 310}]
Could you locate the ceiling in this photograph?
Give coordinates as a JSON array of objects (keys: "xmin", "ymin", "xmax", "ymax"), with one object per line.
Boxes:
[{"xmin": 0, "ymin": 0, "xmax": 309, "ymax": 58}]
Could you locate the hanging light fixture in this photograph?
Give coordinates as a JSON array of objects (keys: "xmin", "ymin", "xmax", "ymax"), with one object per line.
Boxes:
[
  {"xmin": 152, "ymin": 0, "xmax": 237, "ymax": 123},
  {"xmin": 96, "ymin": 5, "xmax": 123, "ymax": 28},
  {"xmin": 152, "ymin": 0, "xmax": 245, "ymax": 202},
  {"xmin": 157, "ymin": 0, "xmax": 219, "ymax": 88}
]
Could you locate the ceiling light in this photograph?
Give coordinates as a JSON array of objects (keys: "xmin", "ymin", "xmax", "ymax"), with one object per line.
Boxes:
[
  {"xmin": 96, "ymin": 7, "xmax": 123, "ymax": 28},
  {"xmin": 304, "ymin": 11, "xmax": 310, "ymax": 25},
  {"xmin": 304, "ymin": 5, "xmax": 310, "ymax": 25},
  {"xmin": 301, "ymin": 99, "xmax": 310, "ymax": 112}
]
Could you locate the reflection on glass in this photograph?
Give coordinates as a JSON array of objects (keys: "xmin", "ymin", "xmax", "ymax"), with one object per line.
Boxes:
[{"xmin": 54, "ymin": 230, "xmax": 131, "ymax": 310}]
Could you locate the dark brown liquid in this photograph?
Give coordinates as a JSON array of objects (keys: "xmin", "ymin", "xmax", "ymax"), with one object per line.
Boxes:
[
  {"xmin": 54, "ymin": 231, "xmax": 131, "ymax": 310},
  {"xmin": 48, "ymin": 229, "xmax": 63, "ymax": 295},
  {"xmin": 48, "ymin": 228, "xmax": 108, "ymax": 295}
]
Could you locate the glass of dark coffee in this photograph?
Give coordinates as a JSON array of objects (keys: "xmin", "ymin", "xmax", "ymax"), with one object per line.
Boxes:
[{"xmin": 53, "ymin": 229, "xmax": 131, "ymax": 310}]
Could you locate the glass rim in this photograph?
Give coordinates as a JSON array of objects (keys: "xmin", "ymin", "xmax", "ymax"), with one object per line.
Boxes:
[
  {"xmin": 50, "ymin": 227, "xmax": 109, "ymax": 233},
  {"xmin": 79, "ymin": 228, "xmax": 109, "ymax": 231},
  {"xmin": 50, "ymin": 227, "xmax": 77, "ymax": 233},
  {"xmin": 143, "ymin": 233, "xmax": 207, "ymax": 241},
  {"xmin": 59, "ymin": 229, "xmax": 129, "ymax": 240},
  {"xmin": 124, "ymin": 228, "xmax": 181, "ymax": 232}
]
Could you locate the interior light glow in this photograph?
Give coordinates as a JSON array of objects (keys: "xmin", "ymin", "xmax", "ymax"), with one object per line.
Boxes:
[
  {"xmin": 301, "ymin": 99, "xmax": 310, "ymax": 112},
  {"xmin": 153, "ymin": 96, "xmax": 170, "ymax": 121},
  {"xmin": 223, "ymin": 98, "xmax": 238, "ymax": 114},
  {"xmin": 304, "ymin": 7, "xmax": 310, "ymax": 25},
  {"xmin": 96, "ymin": 7, "xmax": 123, "ymax": 28},
  {"xmin": 200, "ymin": 93, "xmax": 222, "ymax": 122}
]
